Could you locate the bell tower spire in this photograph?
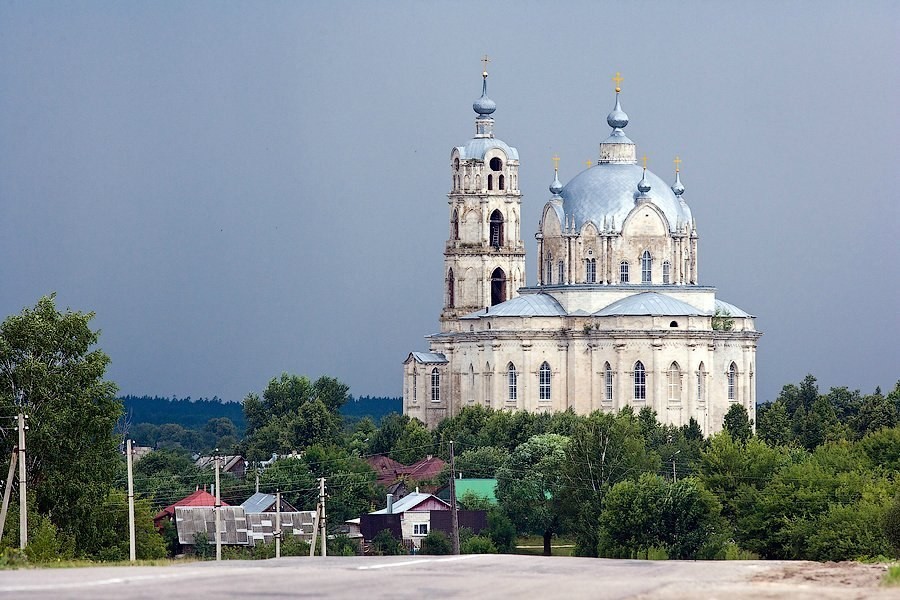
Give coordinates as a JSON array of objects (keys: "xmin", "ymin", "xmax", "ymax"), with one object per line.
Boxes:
[{"xmin": 442, "ymin": 63, "xmax": 525, "ymax": 327}]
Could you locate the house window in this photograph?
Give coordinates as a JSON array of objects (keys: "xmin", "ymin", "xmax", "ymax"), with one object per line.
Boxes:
[
  {"xmin": 634, "ymin": 361, "xmax": 646, "ymax": 400},
  {"xmin": 586, "ymin": 258, "xmax": 596, "ymax": 283},
  {"xmin": 604, "ymin": 362, "xmax": 613, "ymax": 401},
  {"xmin": 490, "ymin": 210, "xmax": 504, "ymax": 248},
  {"xmin": 620, "ymin": 261, "xmax": 629, "ymax": 284},
  {"xmin": 431, "ymin": 367, "xmax": 440, "ymax": 402},
  {"xmin": 557, "ymin": 261, "xmax": 564, "ymax": 284},
  {"xmin": 728, "ymin": 362, "xmax": 737, "ymax": 401},
  {"xmin": 539, "ymin": 362, "xmax": 551, "ymax": 401},
  {"xmin": 413, "ymin": 523, "xmax": 428, "ymax": 536},
  {"xmin": 507, "ymin": 363, "xmax": 517, "ymax": 402},
  {"xmin": 641, "ymin": 250, "xmax": 652, "ymax": 283},
  {"xmin": 662, "ymin": 260, "xmax": 670, "ymax": 284},
  {"xmin": 667, "ymin": 362, "xmax": 681, "ymax": 402}
]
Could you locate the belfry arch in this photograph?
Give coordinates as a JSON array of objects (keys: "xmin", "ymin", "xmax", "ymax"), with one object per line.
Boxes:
[{"xmin": 490, "ymin": 267, "xmax": 507, "ymax": 306}]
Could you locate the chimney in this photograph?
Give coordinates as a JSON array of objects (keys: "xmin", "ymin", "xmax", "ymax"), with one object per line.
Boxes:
[
  {"xmin": 386, "ymin": 493, "xmax": 394, "ymax": 514},
  {"xmin": 426, "ymin": 454, "xmax": 433, "ymax": 460}
]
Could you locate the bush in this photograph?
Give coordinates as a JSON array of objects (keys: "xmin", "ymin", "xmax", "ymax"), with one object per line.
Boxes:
[
  {"xmin": 192, "ymin": 532, "xmax": 214, "ymax": 560},
  {"xmin": 486, "ymin": 509, "xmax": 516, "ymax": 553},
  {"xmin": 0, "ymin": 548, "xmax": 28, "ymax": 567},
  {"xmin": 282, "ymin": 535, "xmax": 310, "ymax": 557},
  {"xmin": 372, "ymin": 529, "xmax": 405, "ymax": 556},
  {"xmin": 462, "ymin": 535, "xmax": 497, "ymax": 554},
  {"xmin": 419, "ymin": 530, "xmax": 452, "ymax": 555},
  {"xmin": 25, "ymin": 514, "xmax": 73, "ymax": 563},
  {"xmin": 884, "ymin": 494, "xmax": 900, "ymax": 556},
  {"xmin": 328, "ymin": 535, "xmax": 358, "ymax": 556}
]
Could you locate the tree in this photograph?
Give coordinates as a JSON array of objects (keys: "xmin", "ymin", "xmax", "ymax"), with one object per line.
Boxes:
[
  {"xmin": 391, "ymin": 419, "xmax": 432, "ymax": 464},
  {"xmin": 756, "ymin": 401, "xmax": 791, "ymax": 446},
  {"xmin": 0, "ymin": 295, "xmax": 123, "ymax": 557},
  {"xmin": 884, "ymin": 494, "xmax": 900, "ymax": 556},
  {"xmin": 496, "ymin": 433, "xmax": 570, "ymax": 556},
  {"xmin": 455, "ymin": 446, "xmax": 509, "ymax": 479},
  {"xmin": 722, "ymin": 404, "xmax": 753, "ymax": 443}
]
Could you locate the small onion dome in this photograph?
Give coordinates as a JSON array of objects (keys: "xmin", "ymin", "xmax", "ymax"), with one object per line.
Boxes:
[
  {"xmin": 607, "ymin": 93, "xmax": 629, "ymax": 129},
  {"xmin": 637, "ymin": 169, "xmax": 651, "ymax": 194},
  {"xmin": 550, "ymin": 169, "xmax": 563, "ymax": 196},
  {"xmin": 473, "ymin": 73, "xmax": 497, "ymax": 116},
  {"xmin": 671, "ymin": 170, "xmax": 685, "ymax": 196}
]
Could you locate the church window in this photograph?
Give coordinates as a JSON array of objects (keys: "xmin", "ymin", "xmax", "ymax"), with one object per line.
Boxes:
[
  {"xmin": 670, "ymin": 321, "xmax": 679, "ymax": 328},
  {"xmin": 490, "ymin": 157, "xmax": 503, "ymax": 171},
  {"xmin": 586, "ymin": 258, "xmax": 596, "ymax": 283},
  {"xmin": 507, "ymin": 363, "xmax": 517, "ymax": 402},
  {"xmin": 452, "ymin": 209, "xmax": 459, "ymax": 240},
  {"xmin": 697, "ymin": 362, "xmax": 706, "ymax": 403},
  {"xmin": 641, "ymin": 250, "xmax": 652, "ymax": 283},
  {"xmin": 490, "ymin": 210, "xmax": 504, "ymax": 248},
  {"xmin": 668, "ymin": 362, "xmax": 681, "ymax": 402},
  {"xmin": 727, "ymin": 362, "xmax": 737, "ymax": 401},
  {"xmin": 490, "ymin": 267, "xmax": 507, "ymax": 306},
  {"xmin": 469, "ymin": 364, "xmax": 475, "ymax": 403},
  {"xmin": 447, "ymin": 269, "xmax": 455, "ymax": 308},
  {"xmin": 545, "ymin": 252, "xmax": 552, "ymax": 285},
  {"xmin": 634, "ymin": 361, "xmax": 646, "ymax": 400},
  {"xmin": 454, "ymin": 157, "xmax": 460, "ymax": 171},
  {"xmin": 663, "ymin": 261, "xmax": 671, "ymax": 284},
  {"xmin": 604, "ymin": 362, "xmax": 613, "ymax": 401},
  {"xmin": 431, "ymin": 368, "xmax": 441, "ymax": 402},
  {"xmin": 557, "ymin": 260, "xmax": 564, "ymax": 284},
  {"xmin": 488, "ymin": 174, "xmax": 493, "ymax": 191},
  {"xmin": 499, "ymin": 174, "xmax": 505, "ymax": 190},
  {"xmin": 539, "ymin": 362, "xmax": 551, "ymax": 401},
  {"xmin": 412, "ymin": 369, "xmax": 417, "ymax": 403},
  {"xmin": 620, "ymin": 261, "xmax": 630, "ymax": 284}
]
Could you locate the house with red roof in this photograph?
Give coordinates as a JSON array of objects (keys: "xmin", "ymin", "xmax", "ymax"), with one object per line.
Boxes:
[
  {"xmin": 365, "ymin": 455, "xmax": 447, "ymax": 496},
  {"xmin": 153, "ymin": 489, "xmax": 229, "ymax": 530}
]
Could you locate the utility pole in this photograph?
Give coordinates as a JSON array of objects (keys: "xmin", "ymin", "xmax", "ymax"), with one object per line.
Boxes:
[
  {"xmin": 319, "ymin": 477, "xmax": 327, "ymax": 558},
  {"xmin": 672, "ymin": 450, "xmax": 681, "ymax": 483},
  {"xmin": 214, "ymin": 450, "xmax": 222, "ymax": 561},
  {"xmin": 126, "ymin": 439, "xmax": 136, "ymax": 562},
  {"xmin": 449, "ymin": 440, "xmax": 459, "ymax": 555},
  {"xmin": 17, "ymin": 413, "xmax": 27, "ymax": 550},
  {"xmin": 0, "ymin": 449, "xmax": 17, "ymax": 542},
  {"xmin": 275, "ymin": 489, "xmax": 282, "ymax": 559}
]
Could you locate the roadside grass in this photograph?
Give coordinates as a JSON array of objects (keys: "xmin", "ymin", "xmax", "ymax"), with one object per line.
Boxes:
[
  {"xmin": 0, "ymin": 549, "xmax": 195, "ymax": 570},
  {"xmin": 884, "ymin": 565, "xmax": 900, "ymax": 587},
  {"xmin": 513, "ymin": 535, "xmax": 575, "ymax": 557}
]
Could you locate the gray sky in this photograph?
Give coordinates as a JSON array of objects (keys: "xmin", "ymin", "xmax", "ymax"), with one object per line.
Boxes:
[{"xmin": 1, "ymin": 1, "xmax": 897, "ymax": 405}]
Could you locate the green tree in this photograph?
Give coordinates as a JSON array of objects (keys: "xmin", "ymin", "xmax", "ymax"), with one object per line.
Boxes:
[
  {"xmin": 300, "ymin": 445, "xmax": 380, "ymax": 526},
  {"xmin": 756, "ymin": 401, "xmax": 792, "ymax": 446},
  {"xmin": 0, "ymin": 295, "xmax": 123, "ymax": 557},
  {"xmin": 884, "ymin": 494, "xmax": 900, "ymax": 556},
  {"xmin": 455, "ymin": 446, "xmax": 509, "ymax": 479},
  {"xmin": 391, "ymin": 419, "xmax": 432, "ymax": 464},
  {"xmin": 722, "ymin": 404, "xmax": 753, "ymax": 443},
  {"xmin": 496, "ymin": 433, "xmax": 570, "ymax": 556}
]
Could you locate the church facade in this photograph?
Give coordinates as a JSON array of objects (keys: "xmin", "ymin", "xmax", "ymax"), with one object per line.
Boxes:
[{"xmin": 403, "ymin": 71, "xmax": 761, "ymax": 434}]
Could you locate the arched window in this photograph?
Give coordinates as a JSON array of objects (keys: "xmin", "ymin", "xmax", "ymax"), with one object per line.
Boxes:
[
  {"xmin": 431, "ymin": 368, "xmax": 441, "ymax": 402},
  {"xmin": 507, "ymin": 363, "xmax": 517, "ymax": 402},
  {"xmin": 641, "ymin": 250, "xmax": 652, "ymax": 283},
  {"xmin": 498, "ymin": 174, "xmax": 505, "ymax": 190},
  {"xmin": 667, "ymin": 362, "xmax": 681, "ymax": 402},
  {"xmin": 620, "ymin": 261, "xmax": 630, "ymax": 284},
  {"xmin": 662, "ymin": 261, "xmax": 671, "ymax": 284},
  {"xmin": 634, "ymin": 361, "xmax": 646, "ymax": 400},
  {"xmin": 490, "ymin": 210, "xmax": 504, "ymax": 248},
  {"xmin": 490, "ymin": 157, "xmax": 503, "ymax": 171},
  {"xmin": 468, "ymin": 363, "xmax": 475, "ymax": 403},
  {"xmin": 412, "ymin": 369, "xmax": 417, "ymax": 403},
  {"xmin": 451, "ymin": 209, "xmax": 459, "ymax": 240},
  {"xmin": 545, "ymin": 253, "xmax": 552, "ymax": 286},
  {"xmin": 454, "ymin": 157, "xmax": 460, "ymax": 171},
  {"xmin": 586, "ymin": 258, "xmax": 596, "ymax": 283},
  {"xmin": 557, "ymin": 260, "xmax": 564, "ymax": 284},
  {"xmin": 697, "ymin": 362, "xmax": 706, "ymax": 403},
  {"xmin": 447, "ymin": 269, "xmax": 455, "ymax": 308},
  {"xmin": 490, "ymin": 267, "xmax": 507, "ymax": 306},
  {"xmin": 604, "ymin": 362, "xmax": 613, "ymax": 401},
  {"xmin": 728, "ymin": 362, "xmax": 737, "ymax": 401},
  {"xmin": 539, "ymin": 362, "xmax": 551, "ymax": 401},
  {"xmin": 487, "ymin": 174, "xmax": 493, "ymax": 191}
]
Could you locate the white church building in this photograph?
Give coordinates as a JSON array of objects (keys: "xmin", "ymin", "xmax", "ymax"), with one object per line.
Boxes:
[{"xmin": 403, "ymin": 70, "xmax": 761, "ymax": 434}]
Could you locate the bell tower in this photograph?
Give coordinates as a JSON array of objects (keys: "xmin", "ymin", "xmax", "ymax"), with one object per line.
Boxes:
[{"xmin": 441, "ymin": 63, "xmax": 526, "ymax": 328}]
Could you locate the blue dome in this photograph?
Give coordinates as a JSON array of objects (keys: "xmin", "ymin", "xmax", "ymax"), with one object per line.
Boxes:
[
  {"xmin": 607, "ymin": 94, "xmax": 629, "ymax": 129},
  {"xmin": 473, "ymin": 76, "xmax": 496, "ymax": 116},
  {"xmin": 560, "ymin": 163, "xmax": 690, "ymax": 233}
]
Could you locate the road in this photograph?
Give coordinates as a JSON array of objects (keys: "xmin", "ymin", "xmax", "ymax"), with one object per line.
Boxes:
[{"xmin": 0, "ymin": 555, "xmax": 895, "ymax": 599}]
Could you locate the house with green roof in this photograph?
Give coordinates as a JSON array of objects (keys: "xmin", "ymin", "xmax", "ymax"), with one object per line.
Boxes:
[{"xmin": 436, "ymin": 478, "xmax": 497, "ymax": 506}]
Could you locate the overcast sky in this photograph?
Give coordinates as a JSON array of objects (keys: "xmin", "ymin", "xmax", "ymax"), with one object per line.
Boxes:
[{"xmin": 1, "ymin": 1, "xmax": 897, "ymax": 406}]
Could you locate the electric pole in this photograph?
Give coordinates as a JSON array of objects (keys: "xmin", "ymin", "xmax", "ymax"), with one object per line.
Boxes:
[
  {"xmin": 275, "ymin": 489, "xmax": 282, "ymax": 559},
  {"xmin": 126, "ymin": 439, "xmax": 136, "ymax": 562},
  {"xmin": 17, "ymin": 413, "xmax": 27, "ymax": 550},
  {"xmin": 319, "ymin": 477, "xmax": 327, "ymax": 557},
  {"xmin": 214, "ymin": 450, "xmax": 222, "ymax": 561},
  {"xmin": 449, "ymin": 440, "xmax": 459, "ymax": 555}
]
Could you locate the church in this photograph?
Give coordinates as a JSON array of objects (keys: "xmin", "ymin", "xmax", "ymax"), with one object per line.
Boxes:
[{"xmin": 403, "ymin": 68, "xmax": 761, "ymax": 434}]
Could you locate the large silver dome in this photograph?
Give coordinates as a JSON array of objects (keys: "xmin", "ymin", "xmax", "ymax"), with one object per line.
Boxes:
[{"xmin": 560, "ymin": 163, "xmax": 690, "ymax": 233}]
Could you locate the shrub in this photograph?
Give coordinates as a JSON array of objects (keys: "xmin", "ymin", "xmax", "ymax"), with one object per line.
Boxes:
[
  {"xmin": 372, "ymin": 529, "xmax": 405, "ymax": 556},
  {"xmin": 25, "ymin": 515, "xmax": 73, "ymax": 563},
  {"xmin": 884, "ymin": 494, "xmax": 900, "ymax": 556},
  {"xmin": 462, "ymin": 535, "xmax": 497, "ymax": 554},
  {"xmin": 192, "ymin": 532, "xmax": 214, "ymax": 560},
  {"xmin": 420, "ymin": 530, "xmax": 452, "ymax": 555},
  {"xmin": 282, "ymin": 535, "xmax": 310, "ymax": 557}
]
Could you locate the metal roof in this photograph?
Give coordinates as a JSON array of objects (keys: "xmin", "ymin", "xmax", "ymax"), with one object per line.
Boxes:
[
  {"xmin": 593, "ymin": 292, "xmax": 705, "ymax": 317},
  {"xmin": 456, "ymin": 137, "xmax": 519, "ymax": 161},
  {"xmin": 407, "ymin": 352, "xmax": 448, "ymax": 364},
  {"xmin": 370, "ymin": 492, "xmax": 451, "ymax": 515},
  {"xmin": 715, "ymin": 298, "xmax": 753, "ymax": 318},
  {"xmin": 462, "ymin": 293, "xmax": 566, "ymax": 319},
  {"xmin": 241, "ymin": 492, "xmax": 276, "ymax": 514}
]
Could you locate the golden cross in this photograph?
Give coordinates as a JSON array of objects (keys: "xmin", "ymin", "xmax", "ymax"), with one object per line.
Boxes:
[
  {"xmin": 641, "ymin": 155, "xmax": 648, "ymax": 169},
  {"xmin": 612, "ymin": 71, "xmax": 623, "ymax": 93},
  {"xmin": 585, "ymin": 159, "xmax": 593, "ymax": 167},
  {"xmin": 552, "ymin": 155, "xmax": 560, "ymax": 170},
  {"xmin": 481, "ymin": 54, "xmax": 491, "ymax": 74},
  {"xmin": 674, "ymin": 155, "xmax": 682, "ymax": 172}
]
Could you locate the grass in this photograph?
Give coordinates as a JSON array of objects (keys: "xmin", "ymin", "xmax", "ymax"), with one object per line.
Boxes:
[
  {"xmin": 513, "ymin": 535, "xmax": 575, "ymax": 557},
  {"xmin": 884, "ymin": 565, "xmax": 900, "ymax": 587}
]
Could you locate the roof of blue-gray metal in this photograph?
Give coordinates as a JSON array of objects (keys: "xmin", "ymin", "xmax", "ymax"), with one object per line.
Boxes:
[
  {"xmin": 241, "ymin": 492, "xmax": 275, "ymax": 514},
  {"xmin": 560, "ymin": 163, "xmax": 689, "ymax": 233},
  {"xmin": 370, "ymin": 492, "xmax": 450, "ymax": 515},
  {"xmin": 408, "ymin": 352, "xmax": 448, "ymax": 364},
  {"xmin": 715, "ymin": 298, "xmax": 753, "ymax": 318},
  {"xmin": 455, "ymin": 137, "xmax": 519, "ymax": 161},
  {"xmin": 593, "ymin": 292, "xmax": 705, "ymax": 317},
  {"xmin": 461, "ymin": 293, "xmax": 566, "ymax": 318}
]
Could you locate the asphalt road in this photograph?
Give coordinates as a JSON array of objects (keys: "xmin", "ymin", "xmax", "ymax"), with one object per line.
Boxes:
[{"xmin": 0, "ymin": 555, "xmax": 895, "ymax": 600}]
